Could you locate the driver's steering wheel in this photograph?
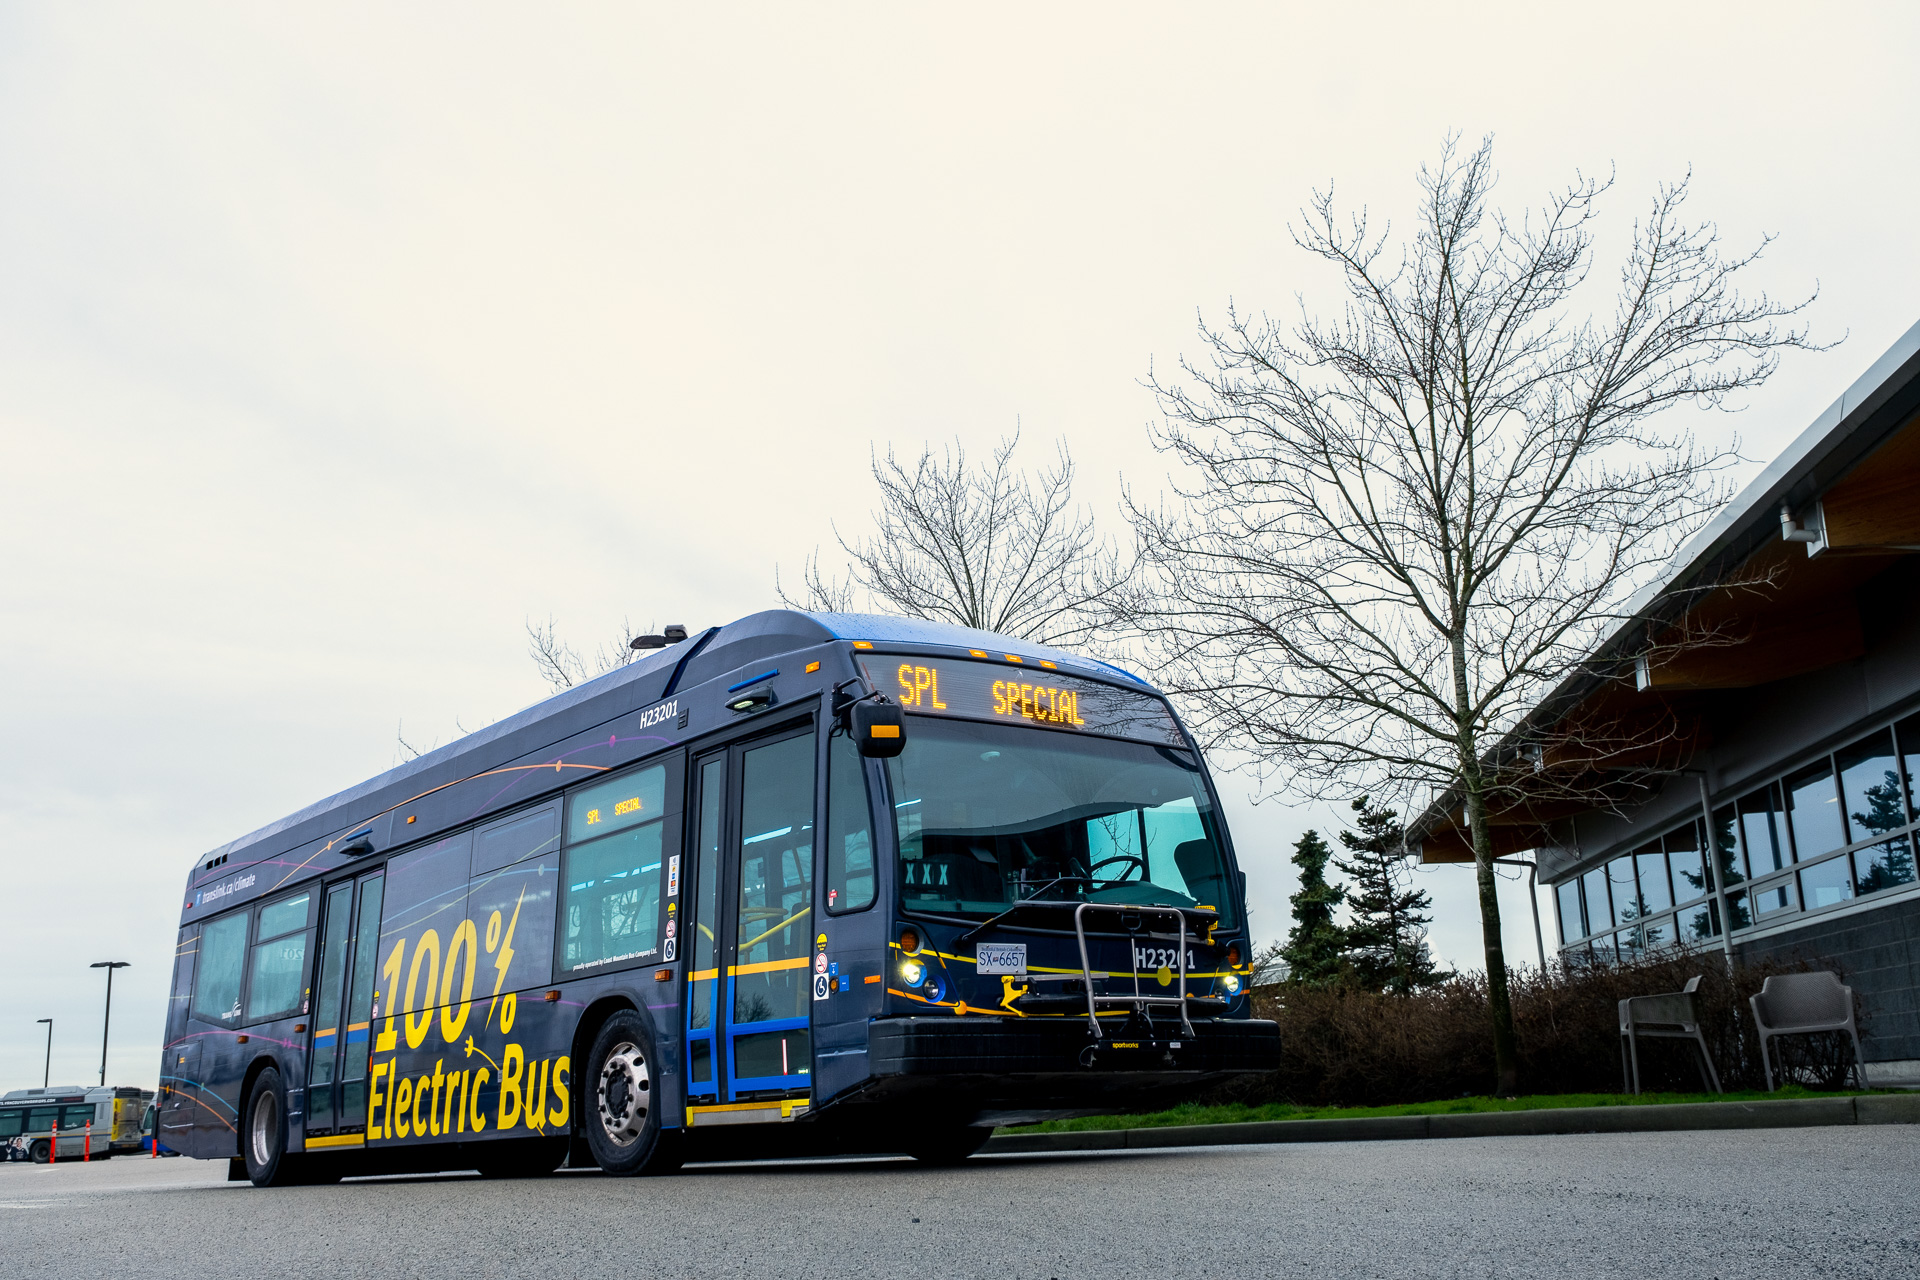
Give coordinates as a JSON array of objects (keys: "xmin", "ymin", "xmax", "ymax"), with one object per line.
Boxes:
[{"xmin": 1088, "ymin": 854, "xmax": 1145, "ymax": 882}]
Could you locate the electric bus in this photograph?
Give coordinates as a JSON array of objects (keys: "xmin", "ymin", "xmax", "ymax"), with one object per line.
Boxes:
[{"xmin": 158, "ymin": 612, "xmax": 1278, "ymax": 1186}]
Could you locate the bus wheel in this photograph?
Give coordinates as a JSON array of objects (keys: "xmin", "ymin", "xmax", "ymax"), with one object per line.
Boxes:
[
  {"xmin": 243, "ymin": 1067, "xmax": 299, "ymax": 1188},
  {"xmin": 28, "ymin": 1140, "xmax": 50, "ymax": 1164},
  {"xmin": 585, "ymin": 1011, "xmax": 674, "ymax": 1176},
  {"xmin": 904, "ymin": 1125, "xmax": 991, "ymax": 1166}
]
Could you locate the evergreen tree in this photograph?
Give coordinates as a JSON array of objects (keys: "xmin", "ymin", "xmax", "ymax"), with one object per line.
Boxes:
[
  {"xmin": 1281, "ymin": 829, "xmax": 1348, "ymax": 986},
  {"xmin": 1333, "ymin": 795, "xmax": 1448, "ymax": 994}
]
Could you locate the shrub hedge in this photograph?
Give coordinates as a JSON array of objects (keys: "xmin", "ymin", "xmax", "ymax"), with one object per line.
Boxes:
[{"xmin": 1219, "ymin": 951, "xmax": 1863, "ymax": 1106}]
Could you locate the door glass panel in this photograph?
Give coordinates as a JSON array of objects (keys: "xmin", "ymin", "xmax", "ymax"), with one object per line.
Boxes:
[
  {"xmin": 308, "ymin": 883, "xmax": 354, "ymax": 1130},
  {"xmin": 687, "ymin": 757, "xmax": 724, "ymax": 1092},
  {"xmin": 338, "ymin": 874, "xmax": 384, "ymax": 1127},
  {"xmin": 732, "ymin": 732, "xmax": 815, "ymax": 1058}
]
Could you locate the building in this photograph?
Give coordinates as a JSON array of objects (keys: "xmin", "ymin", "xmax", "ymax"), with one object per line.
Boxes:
[{"xmin": 1416, "ymin": 320, "xmax": 1920, "ymax": 1086}]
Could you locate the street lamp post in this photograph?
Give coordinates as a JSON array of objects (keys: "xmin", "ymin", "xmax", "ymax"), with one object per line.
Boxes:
[
  {"xmin": 36, "ymin": 1019, "xmax": 52, "ymax": 1088},
  {"xmin": 89, "ymin": 962, "xmax": 130, "ymax": 1088}
]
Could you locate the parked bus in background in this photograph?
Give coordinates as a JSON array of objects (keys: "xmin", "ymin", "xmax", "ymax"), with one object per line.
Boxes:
[
  {"xmin": 1, "ymin": 1087, "xmax": 152, "ymax": 1162},
  {"xmin": 158, "ymin": 612, "xmax": 1280, "ymax": 1186}
]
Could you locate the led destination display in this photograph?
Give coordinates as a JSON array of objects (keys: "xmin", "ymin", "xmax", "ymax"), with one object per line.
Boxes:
[{"xmin": 879, "ymin": 657, "xmax": 1183, "ymax": 746}]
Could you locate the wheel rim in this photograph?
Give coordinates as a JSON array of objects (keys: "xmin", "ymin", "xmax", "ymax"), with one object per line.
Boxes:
[
  {"xmin": 250, "ymin": 1087, "xmax": 278, "ymax": 1168},
  {"xmin": 596, "ymin": 1040, "xmax": 650, "ymax": 1148}
]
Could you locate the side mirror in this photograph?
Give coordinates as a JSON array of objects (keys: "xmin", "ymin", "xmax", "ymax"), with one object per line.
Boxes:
[{"xmin": 851, "ymin": 697, "xmax": 906, "ymax": 758}]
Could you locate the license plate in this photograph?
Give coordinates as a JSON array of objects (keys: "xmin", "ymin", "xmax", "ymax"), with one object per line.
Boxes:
[{"xmin": 976, "ymin": 943, "xmax": 1027, "ymax": 975}]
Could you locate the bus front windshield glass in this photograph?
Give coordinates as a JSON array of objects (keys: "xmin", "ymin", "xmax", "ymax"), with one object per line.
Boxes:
[{"xmin": 886, "ymin": 716, "xmax": 1237, "ymax": 926}]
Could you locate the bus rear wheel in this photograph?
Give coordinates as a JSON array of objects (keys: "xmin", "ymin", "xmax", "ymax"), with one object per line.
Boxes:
[
  {"xmin": 243, "ymin": 1067, "xmax": 302, "ymax": 1188},
  {"xmin": 583, "ymin": 1011, "xmax": 680, "ymax": 1176}
]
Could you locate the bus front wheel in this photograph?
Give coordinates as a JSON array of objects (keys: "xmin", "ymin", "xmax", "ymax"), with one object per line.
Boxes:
[
  {"xmin": 583, "ymin": 1011, "xmax": 680, "ymax": 1176},
  {"xmin": 242, "ymin": 1067, "xmax": 301, "ymax": 1188},
  {"xmin": 28, "ymin": 1139, "xmax": 49, "ymax": 1164}
]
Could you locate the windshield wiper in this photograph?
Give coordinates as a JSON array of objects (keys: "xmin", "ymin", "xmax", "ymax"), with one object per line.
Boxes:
[{"xmin": 956, "ymin": 874, "xmax": 1090, "ymax": 944}]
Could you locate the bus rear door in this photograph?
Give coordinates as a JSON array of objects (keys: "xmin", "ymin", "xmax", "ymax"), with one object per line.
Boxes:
[{"xmin": 305, "ymin": 871, "xmax": 384, "ymax": 1144}]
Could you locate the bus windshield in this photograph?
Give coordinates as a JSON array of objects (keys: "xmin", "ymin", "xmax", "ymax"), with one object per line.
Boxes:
[{"xmin": 886, "ymin": 715, "xmax": 1238, "ymax": 926}]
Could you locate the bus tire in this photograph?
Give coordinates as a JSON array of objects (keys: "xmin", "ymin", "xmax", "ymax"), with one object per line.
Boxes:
[
  {"xmin": 584, "ymin": 1010, "xmax": 673, "ymax": 1176},
  {"xmin": 242, "ymin": 1066, "xmax": 300, "ymax": 1188},
  {"xmin": 904, "ymin": 1125, "xmax": 991, "ymax": 1166},
  {"xmin": 29, "ymin": 1139, "xmax": 50, "ymax": 1164}
]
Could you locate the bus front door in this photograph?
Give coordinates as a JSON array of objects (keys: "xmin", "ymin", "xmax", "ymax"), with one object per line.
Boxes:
[
  {"xmin": 685, "ymin": 727, "xmax": 817, "ymax": 1105},
  {"xmin": 305, "ymin": 872, "xmax": 384, "ymax": 1141}
]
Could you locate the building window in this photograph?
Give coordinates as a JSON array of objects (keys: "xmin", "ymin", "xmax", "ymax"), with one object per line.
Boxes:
[
  {"xmin": 1606, "ymin": 857, "xmax": 1637, "ymax": 929},
  {"xmin": 1555, "ymin": 880, "xmax": 1584, "ymax": 944},
  {"xmin": 1785, "ymin": 760, "xmax": 1847, "ymax": 861},
  {"xmin": 1582, "ymin": 866, "xmax": 1610, "ymax": 937},
  {"xmin": 1855, "ymin": 835, "xmax": 1917, "ymax": 894},
  {"xmin": 1799, "ymin": 854, "xmax": 1855, "ymax": 910},
  {"xmin": 1737, "ymin": 783, "xmax": 1789, "ymax": 877},
  {"xmin": 1838, "ymin": 728, "xmax": 1907, "ymax": 841},
  {"xmin": 1667, "ymin": 822, "xmax": 1710, "ymax": 904}
]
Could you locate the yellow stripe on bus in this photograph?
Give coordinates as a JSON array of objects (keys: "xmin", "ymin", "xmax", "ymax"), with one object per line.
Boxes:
[
  {"xmin": 303, "ymin": 1133, "xmax": 366, "ymax": 1150},
  {"xmin": 727, "ymin": 957, "xmax": 809, "ymax": 977}
]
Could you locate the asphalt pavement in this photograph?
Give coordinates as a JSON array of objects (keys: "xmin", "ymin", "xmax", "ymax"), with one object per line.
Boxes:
[{"xmin": 3, "ymin": 1126, "xmax": 1916, "ymax": 1279}]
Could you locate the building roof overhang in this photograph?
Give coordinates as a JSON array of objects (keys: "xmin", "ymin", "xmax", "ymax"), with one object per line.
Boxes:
[{"xmin": 1416, "ymin": 318, "xmax": 1920, "ymax": 863}]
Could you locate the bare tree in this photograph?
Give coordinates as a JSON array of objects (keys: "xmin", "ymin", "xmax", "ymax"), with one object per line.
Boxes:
[
  {"xmin": 779, "ymin": 425, "xmax": 1128, "ymax": 647},
  {"xmin": 1121, "ymin": 136, "xmax": 1818, "ymax": 1094},
  {"xmin": 527, "ymin": 615, "xmax": 649, "ymax": 693}
]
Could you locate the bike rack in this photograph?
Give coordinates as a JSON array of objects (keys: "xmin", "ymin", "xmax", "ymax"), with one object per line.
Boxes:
[{"xmin": 1070, "ymin": 902, "xmax": 1197, "ymax": 1040}]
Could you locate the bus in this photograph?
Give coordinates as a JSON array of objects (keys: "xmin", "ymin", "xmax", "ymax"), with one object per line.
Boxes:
[
  {"xmin": 1, "ymin": 1087, "xmax": 152, "ymax": 1162},
  {"xmin": 158, "ymin": 611, "xmax": 1278, "ymax": 1186}
]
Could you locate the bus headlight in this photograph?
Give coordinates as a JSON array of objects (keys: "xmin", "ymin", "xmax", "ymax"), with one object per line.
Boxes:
[
  {"xmin": 1222, "ymin": 973, "xmax": 1242, "ymax": 995},
  {"xmin": 900, "ymin": 958, "xmax": 927, "ymax": 988},
  {"xmin": 924, "ymin": 974, "xmax": 947, "ymax": 1003}
]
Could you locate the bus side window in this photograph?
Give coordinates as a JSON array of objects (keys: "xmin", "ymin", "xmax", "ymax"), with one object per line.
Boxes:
[
  {"xmin": 563, "ymin": 762, "xmax": 672, "ymax": 972},
  {"xmin": 246, "ymin": 891, "xmax": 315, "ymax": 1022},
  {"xmin": 825, "ymin": 735, "xmax": 876, "ymax": 914},
  {"xmin": 192, "ymin": 912, "xmax": 250, "ymax": 1026}
]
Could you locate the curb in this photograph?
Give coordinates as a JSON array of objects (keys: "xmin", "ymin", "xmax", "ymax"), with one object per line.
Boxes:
[{"xmin": 984, "ymin": 1093, "xmax": 1920, "ymax": 1154}]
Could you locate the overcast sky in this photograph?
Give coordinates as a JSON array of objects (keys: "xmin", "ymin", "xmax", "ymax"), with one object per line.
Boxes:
[{"xmin": 4, "ymin": 4, "xmax": 1917, "ymax": 1090}]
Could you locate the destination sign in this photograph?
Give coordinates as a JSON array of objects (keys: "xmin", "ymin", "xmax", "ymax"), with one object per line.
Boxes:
[{"xmin": 877, "ymin": 657, "xmax": 1183, "ymax": 746}]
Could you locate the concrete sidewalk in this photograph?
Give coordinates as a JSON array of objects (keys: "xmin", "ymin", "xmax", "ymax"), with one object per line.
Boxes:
[{"xmin": 985, "ymin": 1092, "xmax": 1920, "ymax": 1153}]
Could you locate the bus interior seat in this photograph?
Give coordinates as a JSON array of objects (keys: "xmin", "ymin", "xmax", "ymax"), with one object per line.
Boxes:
[{"xmin": 1174, "ymin": 839, "xmax": 1227, "ymax": 911}]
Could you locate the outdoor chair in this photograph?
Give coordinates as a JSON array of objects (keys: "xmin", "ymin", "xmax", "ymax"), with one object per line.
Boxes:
[
  {"xmin": 1619, "ymin": 975, "xmax": 1722, "ymax": 1095},
  {"xmin": 1750, "ymin": 970, "xmax": 1865, "ymax": 1091}
]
